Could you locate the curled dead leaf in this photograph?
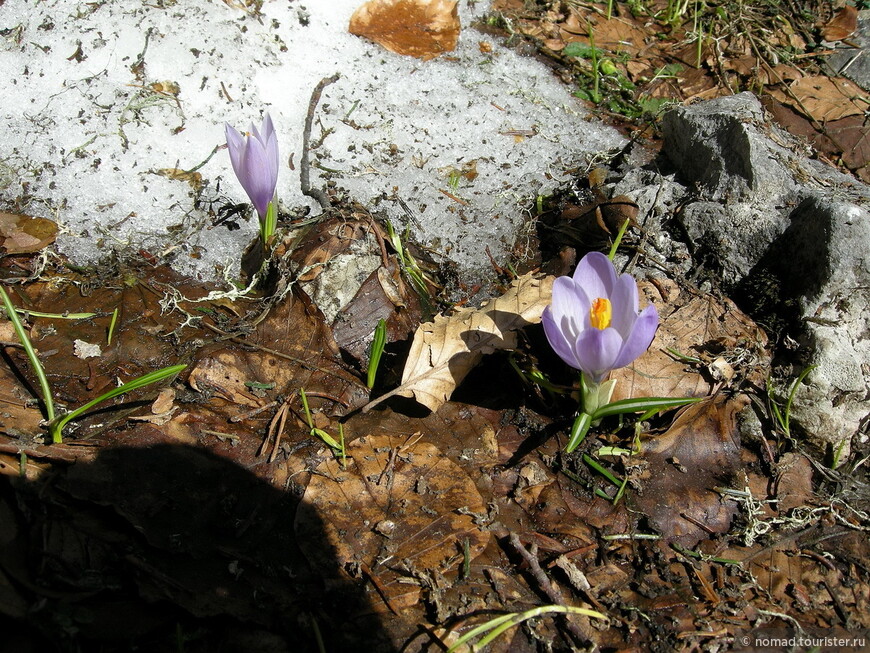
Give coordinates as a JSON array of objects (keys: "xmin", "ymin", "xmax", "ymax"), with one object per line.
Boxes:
[
  {"xmin": 364, "ymin": 272, "xmax": 554, "ymax": 412},
  {"xmin": 634, "ymin": 396, "xmax": 747, "ymax": 546},
  {"xmin": 821, "ymin": 5, "xmax": 857, "ymax": 42},
  {"xmin": 610, "ymin": 281, "xmax": 769, "ymax": 401}
]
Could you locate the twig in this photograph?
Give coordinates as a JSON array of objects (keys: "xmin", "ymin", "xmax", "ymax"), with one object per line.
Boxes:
[
  {"xmin": 359, "ymin": 561, "xmax": 401, "ymax": 615},
  {"xmin": 301, "ymin": 73, "xmax": 340, "ymax": 210},
  {"xmin": 508, "ymin": 533, "xmax": 594, "ymax": 647}
]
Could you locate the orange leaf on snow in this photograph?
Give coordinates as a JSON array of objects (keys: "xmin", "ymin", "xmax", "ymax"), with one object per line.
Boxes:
[{"xmin": 349, "ymin": 0, "xmax": 460, "ymax": 60}]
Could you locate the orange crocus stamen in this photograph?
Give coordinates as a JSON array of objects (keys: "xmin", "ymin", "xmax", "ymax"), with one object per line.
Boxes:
[{"xmin": 589, "ymin": 297, "xmax": 612, "ymax": 330}]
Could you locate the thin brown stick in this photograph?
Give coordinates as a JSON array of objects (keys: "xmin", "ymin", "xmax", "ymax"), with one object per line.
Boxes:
[
  {"xmin": 508, "ymin": 533, "xmax": 594, "ymax": 646},
  {"xmin": 301, "ymin": 73, "xmax": 340, "ymax": 210},
  {"xmin": 359, "ymin": 561, "xmax": 401, "ymax": 615}
]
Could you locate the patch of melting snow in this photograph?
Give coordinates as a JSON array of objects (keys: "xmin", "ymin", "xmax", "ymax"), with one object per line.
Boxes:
[{"xmin": 0, "ymin": 0, "xmax": 624, "ymax": 283}]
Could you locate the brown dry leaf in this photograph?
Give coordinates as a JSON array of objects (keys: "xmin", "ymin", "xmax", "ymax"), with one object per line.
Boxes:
[
  {"xmin": 189, "ymin": 287, "xmax": 369, "ymax": 417},
  {"xmin": 332, "ymin": 258, "xmax": 422, "ymax": 366},
  {"xmin": 762, "ymin": 94, "xmax": 870, "ymax": 181},
  {"xmin": 0, "ymin": 361, "xmax": 44, "ymax": 438},
  {"xmin": 349, "ymin": 0, "xmax": 460, "ymax": 60},
  {"xmin": 634, "ymin": 395, "xmax": 746, "ymax": 546},
  {"xmin": 154, "ymin": 168, "xmax": 203, "ymax": 191},
  {"xmin": 588, "ymin": 18, "xmax": 652, "ymax": 57},
  {"xmin": 611, "ymin": 281, "xmax": 768, "ymax": 401},
  {"xmin": 771, "ymin": 75, "xmax": 867, "ymax": 121},
  {"xmin": 293, "ymin": 217, "xmax": 369, "ymax": 282},
  {"xmin": 821, "ymin": 5, "xmax": 858, "ymax": 42},
  {"xmin": 188, "ymin": 352, "xmax": 264, "ymax": 408},
  {"xmin": 295, "ymin": 433, "xmax": 490, "ymax": 608},
  {"xmin": 0, "ymin": 212, "xmax": 57, "ymax": 254},
  {"xmin": 365, "ymin": 273, "xmax": 554, "ymax": 412}
]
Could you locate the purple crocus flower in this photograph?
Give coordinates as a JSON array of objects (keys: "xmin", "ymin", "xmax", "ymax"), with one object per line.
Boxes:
[
  {"xmin": 542, "ymin": 252, "xmax": 659, "ymax": 384},
  {"xmin": 225, "ymin": 114, "xmax": 279, "ymax": 219}
]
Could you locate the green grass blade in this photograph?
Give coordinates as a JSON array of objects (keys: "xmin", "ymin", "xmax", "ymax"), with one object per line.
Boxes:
[
  {"xmin": 0, "ymin": 286, "xmax": 55, "ymax": 426},
  {"xmin": 366, "ymin": 318, "xmax": 387, "ymax": 389},
  {"xmin": 566, "ymin": 412, "xmax": 593, "ymax": 453},
  {"xmin": 16, "ymin": 309, "xmax": 97, "ymax": 320},
  {"xmin": 592, "ymin": 396, "xmax": 703, "ymax": 420},
  {"xmin": 784, "ymin": 364, "xmax": 816, "ymax": 435},
  {"xmin": 300, "ymin": 387, "xmax": 314, "ymax": 430},
  {"xmin": 312, "ymin": 427, "xmax": 342, "ymax": 451},
  {"xmin": 582, "ymin": 454, "xmax": 622, "ymax": 487},
  {"xmin": 447, "ymin": 613, "xmax": 515, "ymax": 652},
  {"xmin": 447, "ymin": 605, "xmax": 607, "ymax": 652},
  {"xmin": 49, "ymin": 364, "xmax": 186, "ymax": 441},
  {"xmin": 607, "ymin": 218, "xmax": 631, "ymax": 260},
  {"xmin": 107, "ymin": 307, "xmax": 119, "ymax": 346}
]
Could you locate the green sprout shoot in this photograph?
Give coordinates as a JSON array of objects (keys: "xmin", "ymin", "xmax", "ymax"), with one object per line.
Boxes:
[
  {"xmin": 48, "ymin": 364, "xmax": 187, "ymax": 443},
  {"xmin": 384, "ymin": 218, "xmax": 432, "ymax": 301},
  {"xmin": 107, "ymin": 307, "xmax": 119, "ymax": 346},
  {"xmin": 367, "ymin": 318, "xmax": 387, "ymax": 390},
  {"xmin": 299, "ymin": 388, "xmax": 345, "ymax": 463},
  {"xmin": 446, "ymin": 604, "xmax": 607, "ymax": 652},
  {"xmin": 767, "ymin": 365, "xmax": 816, "ymax": 438}
]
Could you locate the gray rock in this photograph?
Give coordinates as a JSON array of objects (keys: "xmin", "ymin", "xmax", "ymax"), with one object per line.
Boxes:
[
  {"xmin": 658, "ymin": 92, "xmax": 870, "ymax": 460},
  {"xmin": 662, "ymin": 92, "xmax": 868, "ymax": 285},
  {"xmin": 768, "ymin": 194, "xmax": 870, "ymax": 455},
  {"xmin": 662, "ymin": 94, "xmax": 796, "ymax": 204}
]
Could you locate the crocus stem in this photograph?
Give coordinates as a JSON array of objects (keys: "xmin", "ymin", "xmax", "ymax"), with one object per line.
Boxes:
[
  {"xmin": 581, "ymin": 374, "xmax": 600, "ymax": 415},
  {"xmin": 260, "ymin": 200, "xmax": 277, "ymax": 247},
  {"xmin": 580, "ymin": 374, "xmax": 617, "ymax": 425}
]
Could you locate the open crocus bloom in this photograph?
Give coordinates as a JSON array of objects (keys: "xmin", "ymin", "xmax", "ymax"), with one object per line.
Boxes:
[
  {"xmin": 542, "ymin": 252, "xmax": 659, "ymax": 384},
  {"xmin": 225, "ymin": 114, "xmax": 279, "ymax": 220}
]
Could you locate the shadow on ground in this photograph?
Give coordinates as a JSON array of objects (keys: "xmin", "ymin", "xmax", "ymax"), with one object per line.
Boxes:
[{"xmin": 0, "ymin": 443, "xmax": 397, "ymax": 653}]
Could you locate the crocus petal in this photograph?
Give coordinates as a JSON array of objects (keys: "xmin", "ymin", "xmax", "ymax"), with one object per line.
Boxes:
[
  {"xmin": 225, "ymin": 124, "xmax": 246, "ymax": 173},
  {"xmin": 242, "ymin": 145, "xmax": 275, "ymax": 217},
  {"xmin": 573, "ymin": 251, "xmax": 616, "ymax": 301},
  {"xmin": 542, "ymin": 306, "xmax": 581, "ymax": 370},
  {"xmin": 574, "ymin": 326, "xmax": 623, "ymax": 383},
  {"xmin": 609, "ymin": 273, "xmax": 640, "ymax": 338},
  {"xmin": 225, "ymin": 115, "xmax": 280, "ymax": 220},
  {"xmin": 550, "ymin": 277, "xmax": 590, "ymax": 330},
  {"xmin": 612, "ymin": 304, "xmax": 659, "ymax": 369}
]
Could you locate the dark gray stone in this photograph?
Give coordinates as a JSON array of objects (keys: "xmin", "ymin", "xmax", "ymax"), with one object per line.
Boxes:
[{"xmin": 655, "ymin": 93, "xmax": 870, "ymax": 459}]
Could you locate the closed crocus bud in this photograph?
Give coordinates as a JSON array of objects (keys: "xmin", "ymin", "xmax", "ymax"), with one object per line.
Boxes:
[
  {"xmin": 542, "ymin": 252, "xmax": 658, "ymax": 384},
  {"xmin": 225, "ymin": 113, "xmax": 279, "ymax": 220}
]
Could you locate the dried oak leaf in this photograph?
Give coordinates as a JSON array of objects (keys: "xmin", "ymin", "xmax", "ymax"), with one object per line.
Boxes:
[
  {"xmin": 634, "ymin": 395, "xmax": 747, "ymax": 546},
  {"xmin": 821, "ymin": 5, "xmax": 858, "ymax": 42},
  {"xmin": 610, "ymin": 280, "xmax": 769, "ymax": 401},
  {"xmin": 295, "ymin": 434, "xmax": 490, "ymax": 609},
  {"xmin": 349, "ymin": 0, "xmax": 460, "ymax": 60},
  {"xmin": 365, "ymin": 273, "xmax": 554, "ymax": 412},
  {"xmin": 770, "ymin": 75, "xmax": 867, "ymax": 121},
  {"xmin": 0, "ymin": 212, "xmax": 57, "ymax": 254},
  {"xmin": 188, "ymin": 286, "xmax": 368, "ymax": 416}
]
